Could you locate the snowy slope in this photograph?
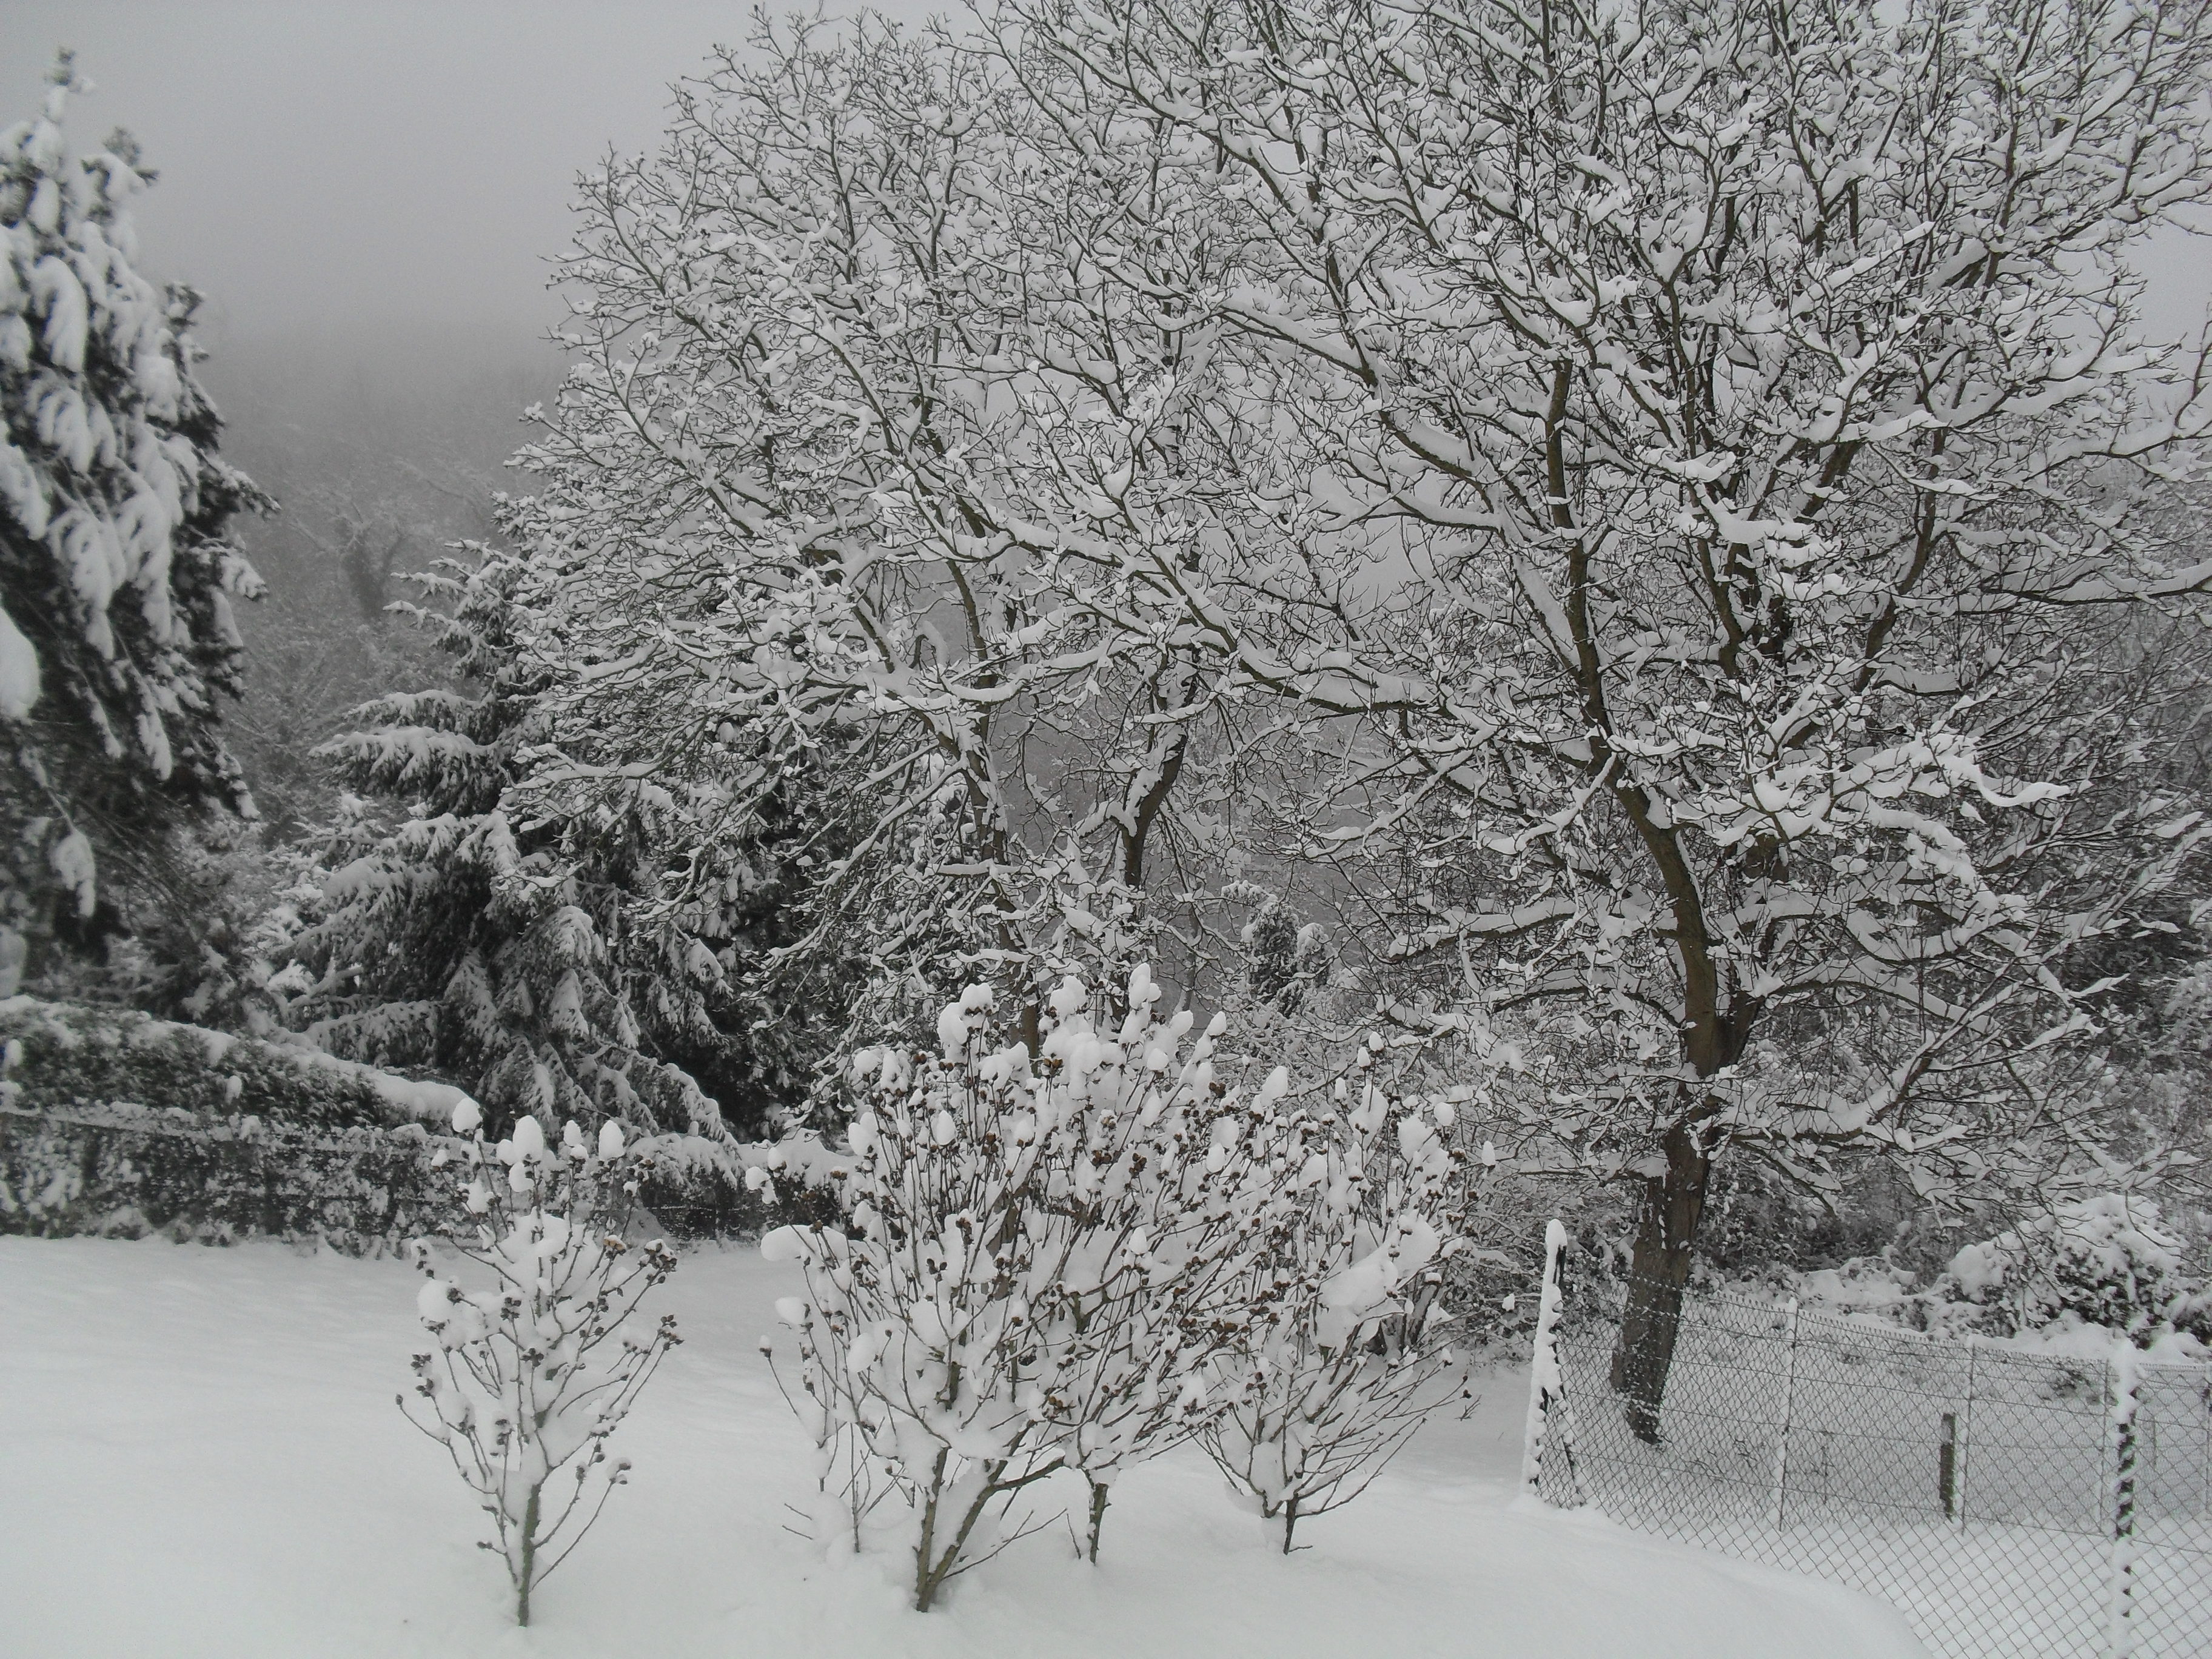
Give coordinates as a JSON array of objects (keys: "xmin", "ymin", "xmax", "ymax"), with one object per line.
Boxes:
[{"xmin": 0, "ymin": 1238, "xmax": 1925, "ymax": 1658}]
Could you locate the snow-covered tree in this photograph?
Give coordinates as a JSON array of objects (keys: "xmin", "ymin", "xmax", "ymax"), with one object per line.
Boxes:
[
  {"xmin": 0, "ymin": 55, "xmax": 269, "ymax": 992},
  {"xmin": 293, "ymin": 538, "xmax": 840, "ymax": 1140},
  {"xmin": 467, "ymin": 15, "xmax": 1339, "ymax": 1059},
  {"xmin": 403, "ymin": 1099, "xmax": 680, "ymax": 1627},
  {"xmin": 335, "ymin": 0, "xmax": 2212, "ymax": 1443},
  {"xmin": 506, "ymin": 4, "xmax": 2212, "ymax": 1383},
  {"xmin": 990, "ymin": 0, "xmax": 2212, "ymax": 1431}
]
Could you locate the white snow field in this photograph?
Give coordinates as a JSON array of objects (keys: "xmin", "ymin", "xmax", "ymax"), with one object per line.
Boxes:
[{"xmin": 0, "ymin": 1237, "xmax": 1925, "ymax": 1658}]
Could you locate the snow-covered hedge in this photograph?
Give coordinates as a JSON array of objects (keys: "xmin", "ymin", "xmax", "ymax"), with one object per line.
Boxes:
[
  {"xmin": 0, "ymin": 1099, "xmax": 446, "ymax": 1251},
  {"xmin": 0, "ymin": 997, "xmax": 836, "ymax": 1247},
  {"xmin": 0, "ymin": 995, "xmax": 467, "ymax": 1130}
]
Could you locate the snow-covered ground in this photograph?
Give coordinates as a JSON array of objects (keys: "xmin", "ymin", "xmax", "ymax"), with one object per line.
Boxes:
[{"xmin": 0, "ymin": 1237, "xmax": 1925, "ymax": 1657}]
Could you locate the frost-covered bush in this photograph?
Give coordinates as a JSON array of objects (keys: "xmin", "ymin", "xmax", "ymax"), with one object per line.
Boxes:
[
  {"xmin": 1777, "ymin": 1254, "xmax": 1966, "ymax": 1335},
  {"xmin": 1946, "ymin": 1196, "xmax": 2205, "ymax": 1346},
  {"xmin": 765, "ymin": 970, "xmax": 1305, "ymax": 1606},
  {"xmin": 402, "ymin": 1099, "xmax": 680, "ymax": 1626},
  {"xmin": 1781, "ymin": 1196, "xmax": 2212, "ymax": 1349},
  {"xmin": 765, "ymin": 971, "xmax": 1476, "ymax": 1600},
  {"xmin": 1202, "ymin": 1036, "xmax": 1470, "ymax": 1552}
]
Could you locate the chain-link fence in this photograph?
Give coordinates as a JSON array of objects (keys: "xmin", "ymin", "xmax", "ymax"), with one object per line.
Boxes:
[{"xmin": 1521, "ymin": 1225, "xmax": 2212, "ymax": 1658}]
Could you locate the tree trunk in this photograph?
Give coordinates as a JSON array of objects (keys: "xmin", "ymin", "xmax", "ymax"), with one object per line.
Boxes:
[
  {"xmin": 1084, "ymin": 1477, "xmax": 1110, "ymax": 1563},
  {"xmin": 515, "ymin": 1483, "xmax": 542, "ymax": 1626},
  {"xmin": 1609, "ymin": 1123, "xmax": 1712, "ymax": 1444},
  {"xmin": 914, "ymin": 1453, "xmax": 1001, "ymax": 1612}
]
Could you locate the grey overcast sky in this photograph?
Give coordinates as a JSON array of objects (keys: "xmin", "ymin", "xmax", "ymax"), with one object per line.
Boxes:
[
  {"xmin": 2, "ymin": 1, "xmax": 2207, "ymax": 366},
  {"xmin": 0, "ymin": 1, "xmax": 933, "ymax": 358}
]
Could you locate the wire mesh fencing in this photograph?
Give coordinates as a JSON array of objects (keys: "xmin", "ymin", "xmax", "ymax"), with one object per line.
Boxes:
[{"xmin": 1521, "ymin": 1227, "xmax": 2212, "ymax": 1658}]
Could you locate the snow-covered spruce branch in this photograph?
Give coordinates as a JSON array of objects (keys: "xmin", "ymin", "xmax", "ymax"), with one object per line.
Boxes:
[
  {"xmin": 295, "ymin": 546, "xmax": 789, "ymax": 1140},
  {"xmin": 1, "ymin": 55, "xmax": 270, "ymax": 974},
  {"xmin": 401, "ymin": 1099, "xmax": 680, "ymax": 1626}
]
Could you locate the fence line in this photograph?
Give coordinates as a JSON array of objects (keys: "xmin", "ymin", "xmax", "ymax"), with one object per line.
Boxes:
[{"xmin": 1521, "ymin": 1225, "xmax": 2212, "ymax": 1659}]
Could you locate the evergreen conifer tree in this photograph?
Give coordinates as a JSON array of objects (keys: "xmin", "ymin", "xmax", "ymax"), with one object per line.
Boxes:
[
  {"xmin": 298, "ymin": 531, "xmax": 848, "ymax": 1139},
  {"xmin": 0, "ymin": 55, "xmax": 270, "ymax": 994}
]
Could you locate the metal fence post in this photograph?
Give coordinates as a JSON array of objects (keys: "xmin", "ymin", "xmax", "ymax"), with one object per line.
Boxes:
[
  {"xmin": 1939, "ymin": 1412, "xmax": 1957, "ymax": 1520},
  {"xmin": 2200, "ymin": 1371, "xmax": 2211, "ymax": 1525},
  {"xmin": 1770, "ymin": 1297, "xmax": 1800, "ymax": 1529},
  {"xmin": 2108, "ymin": 1346, "xmax": 2139, "ymax": 1659},
  {"xmin": 1955, "ymin": 1335, "xmax": 1976, "ymax": 1533},
  {"xmin": 1522, "ymin": 1218, "xmax": 1569, "ymax": 1497}
]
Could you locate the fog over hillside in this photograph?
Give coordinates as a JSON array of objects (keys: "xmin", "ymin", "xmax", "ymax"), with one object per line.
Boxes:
[{"xmin": 0, "ymin": 2, "xmax": 909, "ymax": 826}]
